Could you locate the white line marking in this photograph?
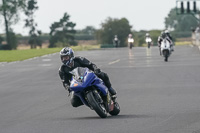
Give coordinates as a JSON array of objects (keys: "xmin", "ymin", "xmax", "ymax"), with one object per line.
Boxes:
[
  {"xmin": 42, "ymin": 59, "xmax": 51, "ymax": 61},
  {"xmin": 40, "ymin": 64, "xmax": 52, "ymax": 67},
  {"xmin": 108, "ymin": 59, "xmax": 120, "ymax": 65}
]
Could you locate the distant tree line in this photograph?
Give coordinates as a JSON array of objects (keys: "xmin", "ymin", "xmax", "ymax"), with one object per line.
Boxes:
[{"xmin": 0, "ymin": 3, "xmax": 198, "ymax": 50}]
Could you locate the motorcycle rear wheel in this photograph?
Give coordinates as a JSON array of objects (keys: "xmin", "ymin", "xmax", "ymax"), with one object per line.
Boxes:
[{"xmin": 87, "ymin": 91, "xmax": 107, "ymax": 118}]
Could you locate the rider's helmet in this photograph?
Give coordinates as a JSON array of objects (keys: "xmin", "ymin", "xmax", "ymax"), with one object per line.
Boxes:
[
  {"xmin": 128, "ymin": 34, "xmax": 132, "ymax": 38},
  {"xmin": 164, "ymin": 30, "xmax": 169, "ymax": 34},
  {"xmin": 114, "ymin": 35, "xmax": 118, "ymax": 38},
  {"xmin": 165, "ymin": 30, "xmax": 171, "ymax": 37},
  {"xmin": 60, "ymin": 47, "xmax": 74, "ymax": 66},
  {"xmin": 146, "ymin": 33, "xmax": 150, "ymax": 37},
  {"xmin": 161, "ymin": 32, "xmax": 166, "ymax": 38}
]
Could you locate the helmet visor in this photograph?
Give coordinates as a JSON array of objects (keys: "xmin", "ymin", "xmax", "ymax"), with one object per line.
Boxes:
[{"xmin": 61, "ymin": 55, "xmax": 70, "ymax": 64}]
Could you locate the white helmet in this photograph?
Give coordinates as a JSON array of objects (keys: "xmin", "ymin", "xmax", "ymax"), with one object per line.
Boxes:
[{"xmin": 165, "ymin": 30, "xmax": 169, "ymax": 34}]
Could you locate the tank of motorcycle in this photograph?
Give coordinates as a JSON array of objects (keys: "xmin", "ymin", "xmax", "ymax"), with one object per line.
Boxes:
[{"xmin": 70, "ymin": 67, "xmax": 108, "ymax": 95}]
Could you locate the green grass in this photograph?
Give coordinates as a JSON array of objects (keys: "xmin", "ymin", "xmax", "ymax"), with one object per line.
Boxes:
[{"xmin": 0, "ymin": 45, "xmax": 100, "ymax": 62}]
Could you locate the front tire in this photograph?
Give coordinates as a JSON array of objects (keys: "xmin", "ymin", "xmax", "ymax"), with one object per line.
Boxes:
[
  {"xmin": 163, "ymin": 50, "xmax": 168, "ymax": 62},
  {"xmin": 148, "ymin": 43, "xmax": 150, "ymax": 48},
  {"xmin": 86, "ymin": 91, "xmax": 107, "ymax": 118},
  {"xmin": 129, "ymin": 44, "xmax": 133, "ymax": 49}
]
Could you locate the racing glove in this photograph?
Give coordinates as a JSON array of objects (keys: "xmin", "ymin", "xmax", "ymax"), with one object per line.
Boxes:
[
  {"xmin": 63, "ymin": 83, "xmax": 71, "ymax": 92},
  {"xmin": 94, "ymin": 68, "xmax": 101, "ymax": 74}
]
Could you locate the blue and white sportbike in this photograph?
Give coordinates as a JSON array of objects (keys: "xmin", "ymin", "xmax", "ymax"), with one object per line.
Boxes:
[{"xmin": 69, "ymin": 67, "xmax": 120, "ymax": 118}]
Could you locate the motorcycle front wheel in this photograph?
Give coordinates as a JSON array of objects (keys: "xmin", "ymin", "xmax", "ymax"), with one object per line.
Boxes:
[
  {"xmin": 86, "ymin": 91, "xmax": 107, "ymax": 118},
  {"xmin": 163, "ymin": 50, "xmax": 168, "ymax": 62},
  {"xmin": 129, "ymin": 44, "xmax": 133, "ymax": 49},
  {"xmin": 148, "ymin": 43, "xmax": 150, "ymax": 48},
  {"xmin": 165, "ymin": 56, "xmax": 168, "ymax": 62}
]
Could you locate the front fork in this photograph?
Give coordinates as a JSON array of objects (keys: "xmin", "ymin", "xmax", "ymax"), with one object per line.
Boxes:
[{"xmin": 102, "ymin": 94, "xmax": 114, "ymax": 112}]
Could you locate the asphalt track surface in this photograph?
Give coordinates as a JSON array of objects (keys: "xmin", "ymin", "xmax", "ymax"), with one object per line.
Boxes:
[{"xmin": 1, "ymin": 45, "xmax": 200, "ymax": 133}]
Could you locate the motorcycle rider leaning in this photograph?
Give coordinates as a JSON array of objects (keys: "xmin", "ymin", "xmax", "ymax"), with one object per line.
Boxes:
[
  {"xmin": 113, "ymin": 35, "xmax": 120, "ymax": 47},
  {"xmin": 58, "ymin": 47, "xmax": 117, "ymax": 107},
  {"xmin": 157, "ymin": 32, "xmax": 172, "ymax": 55},
  {"xmin": 145, "ymin": 33, "xmax": 152, "ymax": 45}
]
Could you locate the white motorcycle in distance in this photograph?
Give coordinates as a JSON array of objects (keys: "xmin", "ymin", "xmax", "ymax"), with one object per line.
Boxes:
[
  {"xmin": 128, "ymin": 38, "xmax": 134, "ymax": 49},
  {"xmin": 160, "ymin": 39, "xmax": 171, "ymax": 62},
  {"xmin": 145, "ymin": 37, "xmax": 152, "ymax": 48}
]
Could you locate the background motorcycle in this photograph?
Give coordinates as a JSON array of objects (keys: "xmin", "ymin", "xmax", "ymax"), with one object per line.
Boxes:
[
  {"xmin": 69, "ymin": 67, "xmax": 120, "ymax": 118},
  {"xmin": 145, "ymin": 37, "xmax": 152, "ymax": 48},
  {"xmin": 160, "ymin": 39, "xmax": 171, "ymax": 62},
  {"xmin": 113, "ymin": 40, "xmax": 119, "ymax": 48},
  {"xmin": 128, "ymin": 38, "xmax": 134, "ymax": 49}
]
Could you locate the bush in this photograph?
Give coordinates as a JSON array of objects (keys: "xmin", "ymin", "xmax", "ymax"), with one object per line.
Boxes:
[
  {"xmin": 100, "ymin": 44, "xmax": 114, "ymax": 48},
  {"xmin": 75, "ymin": 34, "xmax": 95, "ymax": 40},
  {"xmin": 0, "ymin": 44, "xmax": 11, "ymax": 50}
]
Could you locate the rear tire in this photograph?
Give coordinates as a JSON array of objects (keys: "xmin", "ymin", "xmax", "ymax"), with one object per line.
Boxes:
[
  {"xmin": 109, "ymin": 102, "xmax": 120, "ymax": 116},
  {"xmin": 86, "ymin": 91, "xmax": 107, "ymax": 118}
]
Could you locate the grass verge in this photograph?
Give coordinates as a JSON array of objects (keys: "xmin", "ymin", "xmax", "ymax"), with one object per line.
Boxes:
[{"xmin": 0, "ymin": 45, "xmax": 100, "ymax": 62}]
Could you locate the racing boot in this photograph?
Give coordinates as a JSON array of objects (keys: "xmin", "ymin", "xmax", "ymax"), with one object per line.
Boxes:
[
  {"xmin": 108, "ymin": 87, "xmax": 117, "ymax": 102},
  {"xmin": 171, "ymin": 45, "xmax": 174, "ymax": 52}
]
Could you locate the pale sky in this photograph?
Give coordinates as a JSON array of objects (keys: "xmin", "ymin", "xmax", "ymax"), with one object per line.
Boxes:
[{"xmin": 1, "ymin": 0, "xmax": 177, "ymax": 35}]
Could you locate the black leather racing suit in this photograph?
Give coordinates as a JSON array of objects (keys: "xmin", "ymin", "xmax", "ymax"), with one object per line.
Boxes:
[{"xmin": 59, "ymin": 56, "xmax": 113, "ymax": 107}]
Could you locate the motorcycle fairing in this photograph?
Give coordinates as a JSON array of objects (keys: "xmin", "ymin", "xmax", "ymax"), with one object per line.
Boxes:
[{"xmin": 69, "ymin": 67, "xmax": 108, "ymax": 106}]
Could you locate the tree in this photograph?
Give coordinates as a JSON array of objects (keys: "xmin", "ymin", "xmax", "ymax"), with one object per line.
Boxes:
[
  {"xmin": 24, "ymin": 0, "xmax": 42, "ymax": 49},
  {"xmin": 0, "ymin": 35, "xmax": 3, "ymax": 48},
  {"xmin": 0, "ymin": 0, "xmax": 26, "ymax": 49},
  {"xmin": 149, "ymin": 30, "xmax": 162, "ymax": 45},
  {"xmin": 97, "ymin": 17, "xmax": 132, "ymax": 47},
  {"xmin": 80, "ymin": 26, "xmax": 96, "ymax": 35},
  {"xmin": 75, "ymin": 26, "xmax": 96, "ymax": 40},
  {"xmin": 49, "ymin": 12, "xmax": 76, "ymax": 47},
  {"xmin": 165, "ymin": 8, "xmax": 198, "ymax": 37}
]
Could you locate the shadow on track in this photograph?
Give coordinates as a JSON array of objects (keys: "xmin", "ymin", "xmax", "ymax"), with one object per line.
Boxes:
[{"xmin": 68, "ymin": 114, "xmax": 151, "ymax": 120}]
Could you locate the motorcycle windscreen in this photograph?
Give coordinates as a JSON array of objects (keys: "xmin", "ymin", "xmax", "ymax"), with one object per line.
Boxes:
[
  {"xmin": 70, "ymin": 67, "xmax": 88, "ymax": 91},
  {"xmin": 70, "ymin": 67, "xmax": 87, "ymax": 81},
  {"xmin": 70, "ymin": 67, "xmax": 97, "ymax": 91}
]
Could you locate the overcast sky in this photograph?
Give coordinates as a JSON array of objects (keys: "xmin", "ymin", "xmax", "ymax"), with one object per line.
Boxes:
[{"xmin": 1, "ymin": 0, "xmax": 177, "ymax": 35}]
